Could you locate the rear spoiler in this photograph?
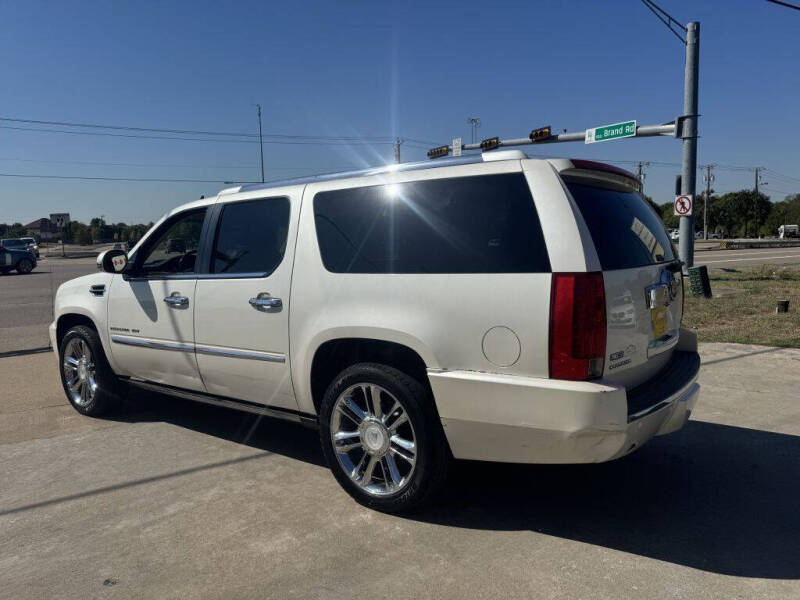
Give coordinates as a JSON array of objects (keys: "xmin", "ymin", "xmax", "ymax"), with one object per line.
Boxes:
[{"xmin": 549, "ymin": 158, "xmax": 641, "ymax": 192}]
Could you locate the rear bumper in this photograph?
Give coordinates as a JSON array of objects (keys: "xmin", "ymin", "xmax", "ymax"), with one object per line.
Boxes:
[{"xmin": 429, "ymin": 349, "xmax": 700, "ymax": 464}]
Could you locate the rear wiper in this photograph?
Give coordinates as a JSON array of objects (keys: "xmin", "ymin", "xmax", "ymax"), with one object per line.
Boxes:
[{"xmin": 665, "ymin": 259, "xmax": 684, "ymax": 272}]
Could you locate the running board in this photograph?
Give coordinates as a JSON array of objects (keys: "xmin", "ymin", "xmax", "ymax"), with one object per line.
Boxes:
[{"xmin": 124, "ymin": 378, "xmax": 319, "ymax": 429}]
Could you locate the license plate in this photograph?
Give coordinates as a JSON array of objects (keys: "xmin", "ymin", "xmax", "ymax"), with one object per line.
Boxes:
[{"xmin": 651, "ymin": 306, "xmax": 668, "ymax": 339}]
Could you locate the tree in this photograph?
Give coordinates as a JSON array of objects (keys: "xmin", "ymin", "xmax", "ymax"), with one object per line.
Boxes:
[
  {"xmin": 765, "ymin": 197, "xmax": 800, "ymax": 235},
  {"xmin": 75, "ymin": 226, "xmax": 93, "ymax": 245}
]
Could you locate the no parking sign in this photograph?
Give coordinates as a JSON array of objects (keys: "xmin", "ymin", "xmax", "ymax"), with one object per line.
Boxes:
[{"xmin": 674, "ymin": 194, "xmax": 693, "ymax": 216}]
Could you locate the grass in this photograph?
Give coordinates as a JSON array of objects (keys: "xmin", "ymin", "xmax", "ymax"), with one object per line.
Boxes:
[{"xmin": 683, "ymin": 264, "xmax": 800, "ymax": 348}]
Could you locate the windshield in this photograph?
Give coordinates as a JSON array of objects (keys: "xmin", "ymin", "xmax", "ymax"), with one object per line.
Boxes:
[{"xmin": 565, "ymin": 181, "xmax": 675, "ymax": 270}]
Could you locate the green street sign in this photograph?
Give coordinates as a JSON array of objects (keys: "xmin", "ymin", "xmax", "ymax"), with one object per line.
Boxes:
[{"xmin": 585, "ymin": 120, "xmax": 637, "ymax": 144}]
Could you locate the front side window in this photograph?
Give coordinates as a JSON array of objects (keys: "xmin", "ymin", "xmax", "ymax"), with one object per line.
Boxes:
[
  {"xmin": 209, "ymin": 197, "xmax": 290, "ymax": 275},
  {"xmin": 313, "ymin": 173, "xmax": 551, "ymax": 274},
  {"xmin": 138, "ymin": 209, "xmax": 206, "ymax": 276}
]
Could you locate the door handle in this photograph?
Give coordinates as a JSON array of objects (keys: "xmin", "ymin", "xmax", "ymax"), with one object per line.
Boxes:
[
  {"xmin": 164, "ymin": 294, "xmax": 189, "ymax": 307},
  {"xmin": 249, "ymin": 295, "xmax": 282, "ymax": 309}
]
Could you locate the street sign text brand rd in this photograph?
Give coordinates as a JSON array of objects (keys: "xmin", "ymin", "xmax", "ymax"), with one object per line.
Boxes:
[
  {"xmin": 585, "ymin": 120, "xmax": 637, "ymax": 144},
  {"xmin": 674, "ymin": 194, "xmax": 693, "ymax": 216}
]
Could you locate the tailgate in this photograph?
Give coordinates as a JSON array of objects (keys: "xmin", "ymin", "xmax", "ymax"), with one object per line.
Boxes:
[{"xmin": 603, "ymin": 263, "xmax": 683, "ymax": 388}]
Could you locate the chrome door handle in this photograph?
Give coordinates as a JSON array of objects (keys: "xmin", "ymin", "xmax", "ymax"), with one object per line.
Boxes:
[
  {"xmin": 164, "ymin": 294, "xmax": 189, "ymax": 307},
  {"xmin": 249, "ymin": 296, "xmax": 282, "ymax": 309}
]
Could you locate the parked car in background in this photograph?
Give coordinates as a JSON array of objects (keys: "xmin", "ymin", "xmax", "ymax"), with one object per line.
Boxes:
[
  {"xmin": 0, "ymin": 241, "xmax": 37, "ymax": 274},
  {"xmin": 778, "ymin": 224, "xmax": 799, "ymax": 239},
  {"xmin": 669, "ymin": 229, "xmax": 679, "ymax": 241},
  {"xmin": 709, "ymin": 232, "xmax": 723, "ymax": 240},
  {"xmin": 1, "ymin": 237, "xmax": 38, "ymax": 257},
  {"xmin": 19, "ymin": 236, "xmax": 40, "ymax": 257},
  {"xmin": 51, "ymin": 152, "xmax": 700, "ymax": 512}
]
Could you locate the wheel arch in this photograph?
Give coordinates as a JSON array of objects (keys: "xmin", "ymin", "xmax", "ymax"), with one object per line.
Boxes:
[
  {"xmin": 308, "ymin": 336, "xmax": 433, "ymax": 415},
  {"xmin": 56, "ymin": 313, "xmax": 99, "ymax": 348}
]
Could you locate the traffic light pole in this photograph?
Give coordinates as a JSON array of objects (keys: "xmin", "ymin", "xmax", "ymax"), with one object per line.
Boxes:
[{"xmin": 678, "ymin": 22, "xmax": 699, "ymax": 271}]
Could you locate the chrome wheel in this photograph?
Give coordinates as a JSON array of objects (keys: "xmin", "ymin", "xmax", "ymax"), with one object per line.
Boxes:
[
  {"xmin": 62, "ymin": 338, "xmax": 97, "ymax": 407},
  {"xmin": 330, "ymin": 383, "xmax": 417, "ymax": 496}
]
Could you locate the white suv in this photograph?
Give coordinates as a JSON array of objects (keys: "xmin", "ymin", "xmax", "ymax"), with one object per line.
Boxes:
[{"xmin": 51, "ymin": 151, "xmax": 700, "ymax": 512}]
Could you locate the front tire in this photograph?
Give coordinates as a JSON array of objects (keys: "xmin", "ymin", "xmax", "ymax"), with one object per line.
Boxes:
[
  {"xmin": 16, "ymin": 259, "xmax": 33, "ymax": 274},
  {"xmin": 319, "ymin": 363, "xmax": 449, "ymax": 513},
  {"xmin": 59, "ymin": 325, "xmax": 122, "ymax": 416}
]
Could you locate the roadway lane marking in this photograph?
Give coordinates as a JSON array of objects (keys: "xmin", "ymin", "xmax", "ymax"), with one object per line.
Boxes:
[
  {"xmin": 700, "ymin": 254, "xmax": 800, "ymax": 265},
  {"xmin": 698, "ymin": 250, "xmax": 800, "ymax": 258}
]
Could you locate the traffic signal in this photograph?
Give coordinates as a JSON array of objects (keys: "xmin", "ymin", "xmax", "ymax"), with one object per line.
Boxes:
[
  {"xmin": 427, "ymin": 145, "xmax": 449, "ymax": 159},
  {"xmin": 529, "ymin": 126, "xmax": 553, "ymax": 142}
]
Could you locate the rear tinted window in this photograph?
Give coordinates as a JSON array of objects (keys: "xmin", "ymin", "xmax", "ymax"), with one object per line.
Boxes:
[
  {"xmin": 314, "ymin": 173, "xmax": 550, "ymax": 273},
  {"xmin": 566, "ymin": 182, "xmax": 675, "ymax": 270},
  {"xmin": 210, "ymin": 197, "xmax": 290, "ymax": 275}
]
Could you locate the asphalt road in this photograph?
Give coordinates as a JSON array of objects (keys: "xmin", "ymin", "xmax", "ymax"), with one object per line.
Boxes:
[
  {"xmin": 694, "ymin": 246, "xmax": 800, "ymax": 268},
  {"xmin": 1, "ymin": 343, "xmax": 798, "ymax": 599},
  {"xmin": 0, "ymin": 257, "xmax": 96, "ymax": 353}
]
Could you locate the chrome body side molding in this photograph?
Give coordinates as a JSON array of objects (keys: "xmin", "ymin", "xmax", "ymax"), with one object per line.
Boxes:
[
  {"xmin": 110, "ymin": 336, "xmax": 285, "ymax": 363},
  {"xmin": 111, "ymin": 335, "xmax": 194, "ymax": 353},
  {"xmin": 194, "ymin": 344, "xmax": 285, "ymax": 363}
]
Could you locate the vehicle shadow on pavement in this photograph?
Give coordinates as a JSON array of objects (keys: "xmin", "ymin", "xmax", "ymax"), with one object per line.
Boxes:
[
  {"xmin": 114, "ymin": 392, "xmax": 326, "ymax": 468},
  {"xmin": 114, "ymin": 395, "xmax": 798, "ymax": 580},
  {"xmin": 410, "ymin": 420, "xmax": 799, "ymax": 580}
]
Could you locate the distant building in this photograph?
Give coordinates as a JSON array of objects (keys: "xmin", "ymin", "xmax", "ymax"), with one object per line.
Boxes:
[{"xmin": 25, "ymin": 218, "xmax": 61, "ymax": 240}]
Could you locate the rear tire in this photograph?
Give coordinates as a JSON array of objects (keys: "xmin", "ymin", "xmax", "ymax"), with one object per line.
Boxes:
[
  {"xmin": 59, "ymin": 325, "xmax": 122, "ymax": 416},
  {"xmin": 16, "ymin": 259, "xmax": 33, "ymax": 274},
  {"xmin": 319, "ymin": 363, "xmax": 449, "ymax": 513}
]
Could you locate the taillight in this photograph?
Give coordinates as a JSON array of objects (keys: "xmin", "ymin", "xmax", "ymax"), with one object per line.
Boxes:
[{"xmin": 549, "ymin": 272, "xmax": 607, "ymax": 380}]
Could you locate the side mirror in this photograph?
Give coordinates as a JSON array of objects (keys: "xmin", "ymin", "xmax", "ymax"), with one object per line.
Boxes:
[{"xmin": 97, "ymin": 249, "xmax": 129, "ymax": 273}]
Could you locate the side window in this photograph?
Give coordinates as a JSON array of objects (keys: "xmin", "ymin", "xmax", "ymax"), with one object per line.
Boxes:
[
  {"xmin": 210, "ymin": 197, "xmax": 290, "ymax": 275},
  {"xmin": 313, "ymin": 173, "xmax": 551, "ymax": 274},
  {"xmin": 138, "ymin": 209, "xmax": 207, "ymax": 276}
]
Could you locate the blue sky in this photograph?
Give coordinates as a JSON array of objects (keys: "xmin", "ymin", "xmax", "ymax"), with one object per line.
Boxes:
[{"xmin": 1, "ymin": 0, "xmax": 799, "ymax": 225}]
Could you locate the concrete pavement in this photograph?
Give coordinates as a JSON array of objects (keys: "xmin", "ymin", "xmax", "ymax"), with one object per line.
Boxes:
[{"xmin": 1, "ymin": 344, "xmax": 799, "ymax": 599}]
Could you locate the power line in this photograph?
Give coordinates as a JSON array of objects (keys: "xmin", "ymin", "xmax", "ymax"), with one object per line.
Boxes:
[
  {"xmin": 0, "ymin": 172, "xmax": 257, "ymax": 183},
  {"xmin": 0, "ymin": 124, "xmax": 398, "ymax": 145},
  {"xmin": 766, "ymin": 0, "xmax": 800, "ymax": 12},
  {"xmin": 763, "ymin": 168, "xmax": 800, "ymax": 183},
  {"xmin": 0, "ymin": 115, "xmax": 398, "ymax": 141},
  {"xmin": 0, "ymin": 156, "xmax": 257, "ymax": 169}
]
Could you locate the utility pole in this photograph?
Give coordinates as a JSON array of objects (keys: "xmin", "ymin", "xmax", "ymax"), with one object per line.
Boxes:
[
  {"xmin": 753, "ymin": 166, "xmax": 764, "ymax": 239},
  {"xmin": 254, "ymin": 104, "xmax": 265, "ymax": 183},
  {"xmin": 678, "ymin": 21, "xmax": 700, "ymax": 270},
  {"xmin": 702, "ymin": 164, "xmax": 714, "ymax": 239},
  {"xmin": 640, "ymin": 2, "xmax": 699, "ymax": 268},
  {"xmin": 635, "ymin": 161, "xmax": 650, "ymax": 195},
  {"xmin": 394, "ymin": 138, "xmax": 403, "ymax": 164},
  {"xmin": 466, "ymin": 117, "xmax": 481, "ymax": 144}
]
